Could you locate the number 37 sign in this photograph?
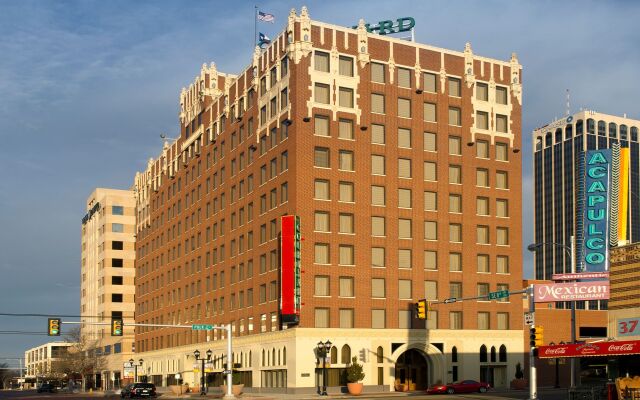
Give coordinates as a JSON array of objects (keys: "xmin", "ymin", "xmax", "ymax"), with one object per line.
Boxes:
[{"xmin": 618, "ymin": 318, "xmax": 640, "ymax": 337}]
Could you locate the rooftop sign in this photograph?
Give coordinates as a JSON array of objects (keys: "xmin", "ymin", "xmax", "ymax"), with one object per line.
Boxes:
[{"xmin": 352, "ymin": 17, "xmax": 415, "ymax": 35}]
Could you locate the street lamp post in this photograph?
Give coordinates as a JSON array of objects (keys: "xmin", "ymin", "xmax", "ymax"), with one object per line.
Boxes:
[
  {"xmin": 527, "ymin": 236, "xmax": 577, "ymax": 388},
  {"xmin": 316, "ymin": 340, "xmax": 332, "ymax": 396},
  {"xmin": 128, "ymin": 359, "xmax": 143, "ymax": 383},
  {"xmin": 194, "ymin": 349, "xmax": 212, "ymax": 395}
]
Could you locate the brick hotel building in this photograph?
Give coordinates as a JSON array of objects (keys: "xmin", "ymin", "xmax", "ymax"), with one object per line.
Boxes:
[{"xmin": 133, "ymin": 8, "xmax": 523, "ymax": 393}]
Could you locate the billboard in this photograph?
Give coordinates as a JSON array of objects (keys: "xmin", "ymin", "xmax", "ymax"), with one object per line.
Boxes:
[
  {"xmin": 281, "ymin": 215, "xmax": 301, "ymax": 324},
  {"xmin": 582, "ymin": 149, "xmax": 611, "ymax": 271},
  {"xmin": 533, "ymin": 281, "xmax": 609, "ymax": 303}
]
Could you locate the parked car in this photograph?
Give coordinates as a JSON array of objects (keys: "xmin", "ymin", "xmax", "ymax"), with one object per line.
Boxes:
[
  {"xmin": 121, "ymin": 383, "xmax": 157, "ymax": 398},
  {"xmin": 37, "ymin": 383, "xmax": 57, "ymax": 393},
  {"xmin": 427, "ymin": 380, "xmax": 491, "ymax": 394}
]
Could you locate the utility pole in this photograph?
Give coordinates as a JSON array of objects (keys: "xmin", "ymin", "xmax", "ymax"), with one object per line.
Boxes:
[{"xmin": 529, "ymin": 284, "xmax": 537, "ymax": 400}]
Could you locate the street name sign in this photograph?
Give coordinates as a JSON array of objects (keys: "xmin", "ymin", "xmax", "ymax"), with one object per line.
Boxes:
[
  {"xmin": 488, "ymin": 290, "xmax": 509, "ymax": 300},
  {"xmin": 192, "ymin": 324, "xmax": 213, "ymax": 330}
]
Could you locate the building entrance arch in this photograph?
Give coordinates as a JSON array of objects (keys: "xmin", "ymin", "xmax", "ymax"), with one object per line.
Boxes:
[{"xmin": 391, "ymin": 343, "xmax": 445, "ymax": 391}]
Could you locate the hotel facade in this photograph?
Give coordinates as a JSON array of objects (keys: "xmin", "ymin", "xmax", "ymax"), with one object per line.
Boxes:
[{"xmin": 133, "ymin": 8, "xmax": 523, "ymax": 393}]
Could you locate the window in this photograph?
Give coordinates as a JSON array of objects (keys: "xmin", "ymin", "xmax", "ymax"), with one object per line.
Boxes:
[
  {"xmin": 477, "ymin": 254, "xmax": 490, "ymax": 273},
  {"xmin": 339, "ymin": 87, "xmax": 354, "ymax": 108},
  {"xmin": 315, "ymin": 115, "xmax": 330, "ymax": 136},
  {"xmin": 448, "ymin": 107, "xmax": 461, "ymax": 126},
  {"xmin": 371, "ymin": 216, "xmax": 386, "ymax": 236},
  {"xmin": 497, "ymin": 255, "xmax": 509, "ymax": 274},
  {"xmin": 477, "ymin": 225, "xmax": 489, "ymax": 244},
  {"xmin": 371, "ymin": 186, "xmax": 386, "ymax": 206},
  {"xmin": 496, "ymin": 142, "xmax": 509, "ymax": 161},
  {"xmin": 371, "ymin": 93, "xmax": 385, "ymax": 114},
  {"xmin": 449, "ymin": 136, "xmax": 461, "ymax": 155},
  {"xmin": 339, "ymin": 151, "xmax": 354, "ymax": 171},
  {"xmin": 477, "ymin": 283, "xmax": 490, "ymax": 298},
  {"xmin": 111, "ymin": 293, "xmax": 123, "ymax": 303},
  {"xmin": 398, "ymin": 279, "xmax": 412, "ymax": 299},
  {"xmin": 476, "ymin": 168, "xmax": 489, "ymax": 187},
  {"xmin": 398, "ymin": 68, "xmax": 411, "ymax": 88},
  {"xmin": 371, "ymin": 247, "xmax": 385, "ymax": 268},
  {"xmin": 448, "ymin": 165, "xmax": 461, "ymax": 184},
  {"xmin": 315, "ymin": 83, "xmax": 330, "ymax": 104},
  {"xmin": 371, "ymin": 124, "xmax": 385, "ymax": 144},
  {"xmin": 112, "ymin": 241, "xmax": 123, "ymax": 250},
  {"xmin": 496, "ymin": 114, "xmax": 508, "ymax": 133},
  {"xmin": 496, "ymin": 199, "xmax": 508, "ymax": 217},
  {"xmin": 112, "ymin": 205, "xmax": 124, "ymax": 215},
  {"xmin": 315, "ymin": 211, "xmax": 330, "ymax": 232},
  {"xmin": 449, "ymin": 224, "xmax": 462, "ymax": 242},
  {"xmin": 424, "ymin": 280, "xmax": 438, "ymax": 301},
  {"xmin": 448, "ymin": 194, "xmax": 461, "ymax": 213},
  {"xmin": 424, "ymin": 191, "xmax": 437, "ymax": 211},
  {"xmin": 450, "ymin": 282, "xmax": 462, "ymax": 298},
  {"xmin": 496, "ymin": 86, "xmax": 508, "ymax": 105},
  {"xmin": 339, "ymin": 277, "xmax": 354, "ymax": 297},
  {"xmin": 398, "ymin": 98, "xmax": 411, "ymax": 118},
  {"xmin": 339, "ymin": 119, "xmax": 354, "ymax": 140},
  {"xmin": 424, "ymin": 161, "xmax": 437, "ymax": 181},
  {"xmin": 477, "ymin": 197, "xmax": 489, "ymax": 215},
  {"xmin": 112, "ymin": 223, "xmax": 124, "ymax": 233},
  {"xmin": 111, "ymin": 276, "xmax": 123, "ymax": 285},
  {"xmin": 476, "ymin": 139, "xmax": 489, "ymax": 158},
  {"xmin": 497, "ymin": 227, "xmax": 509, "ymax": 245},
  {"xmin": 314, "ymin": 179, "xmax": 330, "ymax": 200},
  {"xmin": 315, "ymin": 276, "xmax": 330, "ymax": 296},
  {"xmin": 371, "ymin": 309, "xmax": 386, "ymax": 329},
  {"xmin": 398, "ymin": 188, "xmax": 412, "ymax": 208},
  {"xmin": 315, "ymin": 308, "xmax": 329, "ymax": 328},
  {"xmin": 449, "ymin": 253, "xmax": 462, "ymax": 271},
  {"xmin": 423, "ymin": 72, "xmax": 436, "ymax": 93},
  {"xmin": 339, "ymin": 213, "xmax": 354, "ymax": 234},
  {"xmin": 314, "ymin": 243, "xmax": 330, "ymax": 264},
  {"xmin": 371, "ymin": 62, "xmax": 385, "ymax": 83},
  {"xmin": 497, "ymin": 312, "xmax": 509, "ymax": 330},
  {"xmin": 340, "ymin": 309, "xmax": 354, "ymax": 328},
  {"xmin": 112, "ymin": 259, "xmax": 123, "ymax": 268},
  {"xmin": 315, "ymin": 51, "xmax": 329, "ymax": 72},
  {"xmin": 314, "ymin": 147, "xmax": 329, "ymax": 168},
  {"xmin": 423, "ymin": 132, "xmax": 436, "ymax": 151},
  {"xmin": 496, "ymin": 171, "xmax": 508, "ymax": 189},
  {"xmin": 339, "ymin": 181, "xmax": 354, "ymax": 202},
  {"xmin": 398, "ymin": 219, "xmax": 412, "ymax": 239},
  {"xmin": 450, "ymin": 311, "xmax": 462, "ymax": 329},
  {"xmin": 497, "ymin": 284, "xmax": 509, "ymax": 302},
  {"xmin": 424, "ymin": 221, "xmax": 437, "ymax": 240},
  {"xmin": 339, "ymin": 56, "xmax": 354, "ymax": 76},
  {"xmin": 423, "ymin": 102, "xmax": 436, "ymax": 122},
  {"xmin": 398, "ymin": 158, "xmax": 412, "ymax": 178},
  {"xmin": 476, "ymin": 82, "xmax": 488, "ymax": 101},
  {"xmin": 371, "ymin": 155, "xmax": 385, "ymax": 175},
  {"xmin": 476, "ymin": 111, "xmax": 489, "ymax": 130},
  {"xmin": 478, "ymin": 312, "xmax": 490, "ymax": 330},
  {"xmin": 398, "ymin": 248, "xmax": 412, "ymax": 269},
  {"xmin": 448, "ymin": 77, "xmax": 461, "ymax": 97},
  {"xmin": 398, "ymin": 128, "xmax": 411, "ymax": 148},
  {"xmin": 371, "ymin": 278, "xmax": 386, "ymax": 298},
  {"xmin": 424, "ymin": 250, "xmax": 437, "ymax": 270}
]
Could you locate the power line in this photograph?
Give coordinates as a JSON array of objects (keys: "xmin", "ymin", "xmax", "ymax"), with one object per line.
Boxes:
[{"xmin": 0, "ymin": 313, "xmax": 133, "ymax": 319}]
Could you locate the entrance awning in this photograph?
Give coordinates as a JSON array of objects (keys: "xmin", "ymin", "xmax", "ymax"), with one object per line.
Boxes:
[{"xmin": 538, "ymin": 340, "xmax": 640, "ymax": 358}]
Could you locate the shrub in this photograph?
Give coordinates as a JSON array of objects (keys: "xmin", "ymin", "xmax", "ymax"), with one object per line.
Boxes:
[
  {"xmin": 515, "ymin": 362, "xmax": 524, "ymax": 379},
  {"xmin": 346, "ymin": 356, "xmax": 365, "ymax": 383}
]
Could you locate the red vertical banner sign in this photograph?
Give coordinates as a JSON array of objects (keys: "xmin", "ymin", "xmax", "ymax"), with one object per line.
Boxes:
[{"xmin": 280, "ymin": 215, "xmax": 300, "ymax": 324}]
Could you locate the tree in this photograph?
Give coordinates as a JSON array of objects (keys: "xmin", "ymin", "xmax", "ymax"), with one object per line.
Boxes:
[
  {"xmin": 0, "ymin": 363, "xmax": 19, "ymax": 389},
  {"xmin": 49, "ymin": 327, "xmax": 105, "ymax": 390}
]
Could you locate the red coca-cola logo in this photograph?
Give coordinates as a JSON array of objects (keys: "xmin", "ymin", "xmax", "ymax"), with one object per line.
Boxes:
[
  {"xmin": 544, "ymin": 347, "xmax": 567, "ymax": 355},
  {"xmin": 608, "ymin": 344, "xmax": 635, "ymax": 352}
]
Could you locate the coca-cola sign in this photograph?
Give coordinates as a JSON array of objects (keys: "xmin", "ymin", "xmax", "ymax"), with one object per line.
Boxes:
[
  {"xmin": 533, "ymin": 282, "xmax": 609, "ymax": 303},
  {"xmin": 538, "ymin": 340, "xmax": 640, "ymax": 359}
]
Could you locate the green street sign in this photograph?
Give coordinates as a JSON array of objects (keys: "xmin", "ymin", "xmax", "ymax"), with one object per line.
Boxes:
[
  {"xmin": 488, "ymin": 290, "xmax": 509, "ymax": 300},
  {"xmin": 192, "ymin": 324, "xmax": 213, "ymax": 330}
]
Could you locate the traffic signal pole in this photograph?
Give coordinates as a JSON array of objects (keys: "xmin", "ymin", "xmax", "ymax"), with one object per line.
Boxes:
[{"xmin": 528, "ymin": 284, "xmax": 537, "ymax": 400}]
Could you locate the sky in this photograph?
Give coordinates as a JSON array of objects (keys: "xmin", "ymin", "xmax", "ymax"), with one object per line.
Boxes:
[{"xmin": 0, "ymin": 0, "xmax": 639, "ymax": 364}]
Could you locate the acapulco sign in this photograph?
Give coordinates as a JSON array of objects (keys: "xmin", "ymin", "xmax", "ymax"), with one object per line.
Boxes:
[
  {"xmin": 533, "ymin": 281, "xmax": 609, "ymax": 303},
  {"xmin": 538, "ymin": 340, "xmax": 640, "ymax": 359}
]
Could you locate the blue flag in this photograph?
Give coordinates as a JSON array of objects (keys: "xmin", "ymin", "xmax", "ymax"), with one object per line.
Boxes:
[{"xmin": 258, "ymin": 32, "xmax": 271, "ymax": 47}]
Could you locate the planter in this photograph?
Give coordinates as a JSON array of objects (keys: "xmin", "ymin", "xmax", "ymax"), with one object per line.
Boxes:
[
  {"xmin": 347, "ymin": 382, "xmax": 363, "ymax": 395},
  {"xmin": 510, "ymin": 379, "xmax": 528, "ymax": 390},
  {"xmin": 221, "ymin": 384, "xmax": 244, "ymax": 396},
  {"xmin": 395, "ymin": 383, "xmax": 408, "ymax": 392}
]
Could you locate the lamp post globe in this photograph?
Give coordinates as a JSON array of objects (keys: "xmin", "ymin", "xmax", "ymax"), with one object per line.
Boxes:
[
  {"xmin": 324, "ymin": 340, "xmax": 332, "ymax": 352},
  {"xmin": 139, "ymin": 359, "xmax": 144, "ymax": 366},
  {"xmin": 206, "ymin": 349, "xmax": 212, "ymax": 360},
  {"xmin": 194, "ymin": 350, "xmax": 200, "ymax": 359}
]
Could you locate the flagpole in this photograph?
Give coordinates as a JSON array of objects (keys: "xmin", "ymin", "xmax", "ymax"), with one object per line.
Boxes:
[{"xmin": 254, "ymin": 5, "xmax": 258, "ymax": 48}]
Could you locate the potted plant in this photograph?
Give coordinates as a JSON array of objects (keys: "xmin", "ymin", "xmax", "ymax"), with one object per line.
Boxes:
[
  {"xmin": 346, "ymin": 356, "xmax": 365, "ymax": 395},
  {"xmin": 510, "ymin": 362, "xmax": 527, "ymax": 390},
  {"xmin": 221, "ymin": 370, "xmax": 244, "ymax": 396}
]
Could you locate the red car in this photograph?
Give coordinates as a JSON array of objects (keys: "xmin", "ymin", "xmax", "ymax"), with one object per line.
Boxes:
[{"xmin": 427, "ymin": 380, "xmax": 491, "ymax": 394}]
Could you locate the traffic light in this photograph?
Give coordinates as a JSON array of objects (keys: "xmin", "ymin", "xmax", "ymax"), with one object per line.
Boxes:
[
  {"xmin": 416, "ymin": 299, "xmax": 427, "ymax": 320},
  {"xmin": 111, "ymin": 318, "xmax": 123, "ymax": 336},
  {"xmin": 48, "ymin": 318, "xmax": 61, "ymax": 336},
  {"xmin": 529, "ymin": 325, "xmax": 544, "ymax": 347}
]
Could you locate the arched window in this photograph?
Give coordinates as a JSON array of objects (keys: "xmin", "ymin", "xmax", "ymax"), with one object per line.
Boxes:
[
  {"xmin": 330, "ymin": 346, "xmax": 338, "ymax": 363},
  {"xmin": 272, "ymin": 348, "xmax": 276, "ymax": 366},
  {"xmin": 377, "ymin": 346, "xmax": 384, "ymax": 363},
  {"xmin": 565, "ymin": 124, "xmax": 573, "ymax": 139},
  {"xmin": 576, "ymin": 119, "xmax": 584, "ymax": 135},
  {"xmin": 499, "ymin": 345, "xmax": 507, "ymax": 362},
  {"xmin": 555, "ymin": 128, "xmax": 562, "ymax": 142},
  {"xmin": 621, "ymin": 125, "xmax": 628, "ymax": 140},
  {"xmin": 598, "ymin": 120, "xmax": 606, "ymax": 136},
  {"xmin": 249, "ymin": 351, "xmax": 252, "ymax": 367},
  {"xmin": 479, "ymin": 345, "xmax": 487, "ymax": 362},
  {"xmin": 283, "ymin": 347, "xmax": 286, "ymax": 366},
  {"xmin": 609, "ymin": 122, "xmax": 618, "ymax": 138},
  {"xmin": 262, "ymin": 349, "xmax": 265, "ymax": 367},
  {"xmin": 490, "ymin": 346, "xmax": 497, "ymax": 362},
  {"xmin": 278, "ymin": 349, "xmax": 281, "ymax": 366},
  {"xmin": 631, "ymin": 127, "xmax": 638, "ymax": 142},
  {"xmin": 341, "ymin": 345, "xmax": 351, "ymax": 364},
  {"xmin": 452, "ymin": 346, "xmax": 458, "ymax": 363},
  {"xmin": 587, "ymin": 118, "xmax": 595, "ymax": 134},
  {"xmin": 545, "ymin": 132, "xmax": 552, "ymax": 146},
  {"xmin": 535, "ymin": 137, "xmax": 542, "ymax": 151}
]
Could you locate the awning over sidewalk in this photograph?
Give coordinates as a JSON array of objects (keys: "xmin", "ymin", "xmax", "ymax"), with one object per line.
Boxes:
[{"xmin": 538, "ymin": 340, "xmax": 640, "ymax": 358}]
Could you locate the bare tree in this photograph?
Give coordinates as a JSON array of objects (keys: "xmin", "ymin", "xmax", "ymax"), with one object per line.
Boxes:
[
  {"xmin": 49, "ymin": 326, "xmax": 105, "ymax": 390},
  {"xmin": 0, "ymin": 363, "xmax": 19, "ymax": 389}
]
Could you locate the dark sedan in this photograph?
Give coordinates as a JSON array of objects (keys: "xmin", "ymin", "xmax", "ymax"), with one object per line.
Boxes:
[
  {"xmin": 121, "ymin": 383, "xmax": 157, "ymax": 398},
  {"xmin": 37, "ymin": 383, "xmax": 57, "ymax": 393}
]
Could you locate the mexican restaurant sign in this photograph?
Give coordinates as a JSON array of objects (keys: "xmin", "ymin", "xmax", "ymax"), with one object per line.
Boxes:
[
  {"xmin": 533, "ymin": 282, "xmax": 609, "ymax": 303},
  {"xmin": 582, "ymin": 149, "xmax": 611, "ymax": 272},
  {"xmin": 538, "ymin": 340, "xmax": 640, "ymax": 358}
]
